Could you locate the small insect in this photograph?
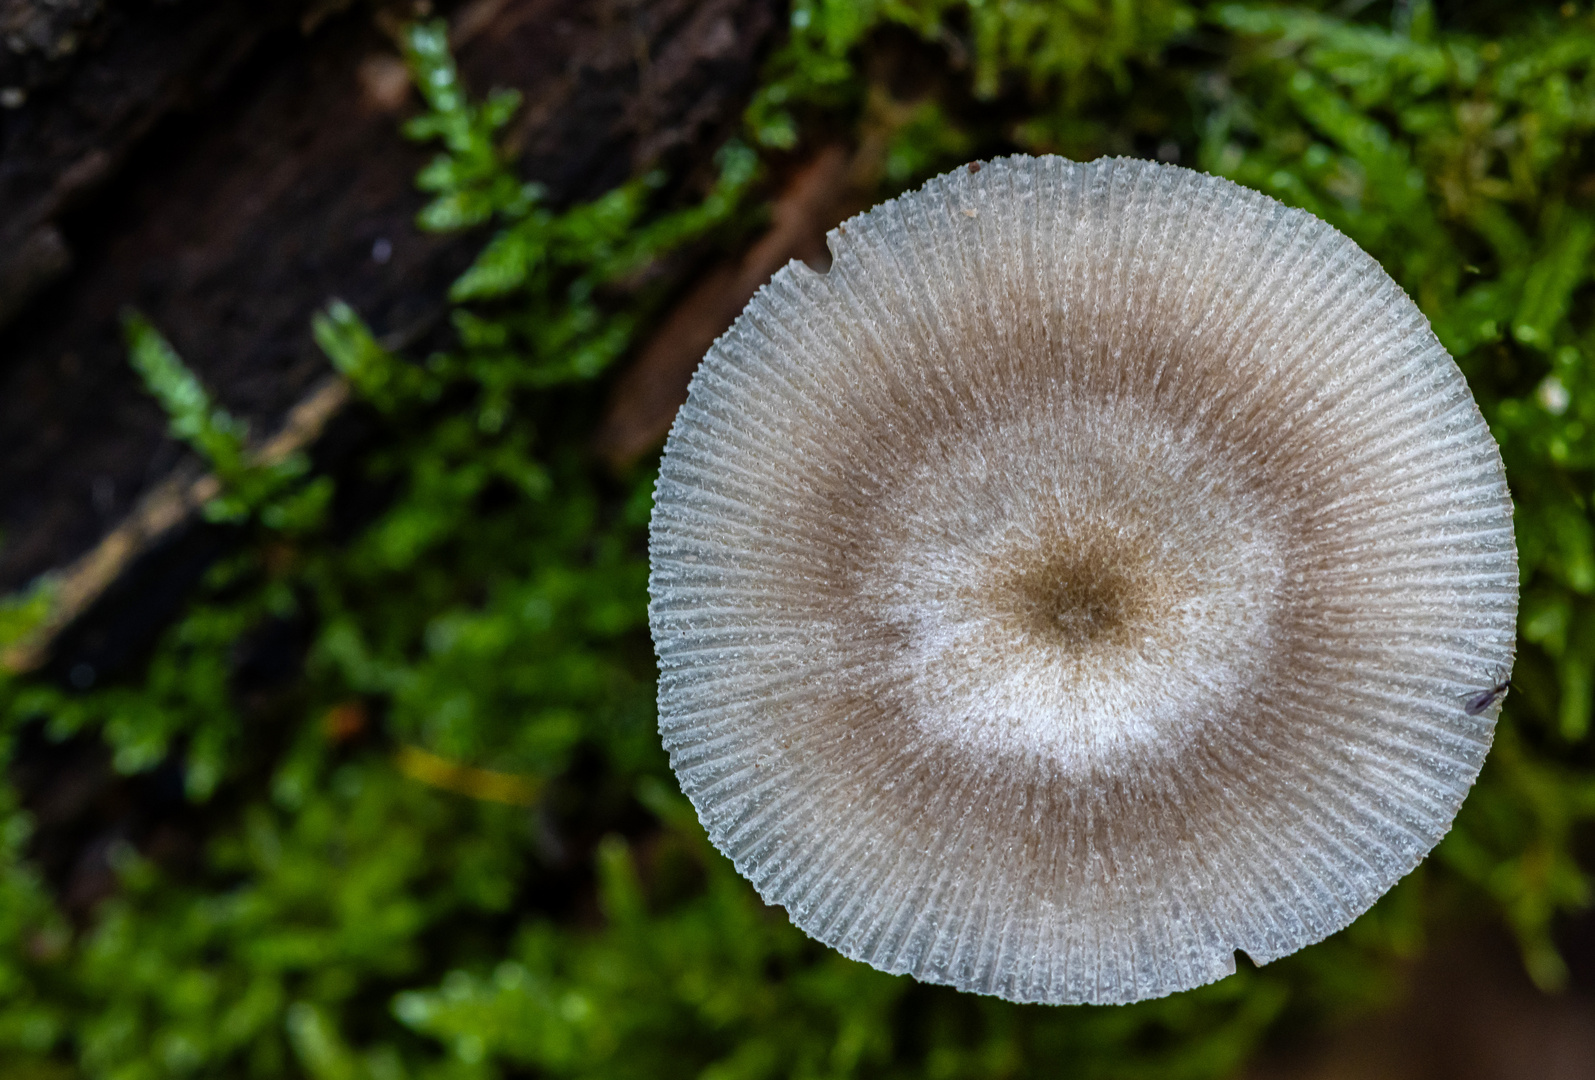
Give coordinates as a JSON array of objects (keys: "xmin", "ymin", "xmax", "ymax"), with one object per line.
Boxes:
[{"xmin": 1464, "ymin": 679, "xmax": 1512, "ymax": 716}]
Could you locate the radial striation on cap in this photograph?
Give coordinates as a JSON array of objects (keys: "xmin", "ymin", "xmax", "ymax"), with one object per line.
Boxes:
[{"xmin": 648, "ymin": 155, "xmax": 1518, "ymax": 1005}]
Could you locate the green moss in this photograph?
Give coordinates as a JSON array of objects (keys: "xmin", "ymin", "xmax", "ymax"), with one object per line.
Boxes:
[{"xmin": 0, "ymin": 3, "xmax": 1593, "ymax": 1077}]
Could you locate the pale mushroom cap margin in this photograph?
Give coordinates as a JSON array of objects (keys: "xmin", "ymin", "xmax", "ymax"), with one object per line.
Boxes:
[{"xmin": 648, "ymin": 155, "xmax": 1518, "ymax": 1005}]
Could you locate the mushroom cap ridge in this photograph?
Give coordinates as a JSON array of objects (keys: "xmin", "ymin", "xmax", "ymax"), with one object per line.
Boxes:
[{"xmin": 648, "ymin": 155, "xmax": 1518, "ymax": 1005}]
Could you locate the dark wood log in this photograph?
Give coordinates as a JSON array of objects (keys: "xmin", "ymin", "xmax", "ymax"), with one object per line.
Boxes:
[
  {"xmin": 0, "ymin": 1, "xmax": 301, "ymax": 329},
  {"xmin": 0, "ymin": 0, "xmax": 782, "ymax": 667}
]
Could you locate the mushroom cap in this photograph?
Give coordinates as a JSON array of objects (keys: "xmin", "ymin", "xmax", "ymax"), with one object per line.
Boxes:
[{"xmin": 648, "ymin": 155, "xmax": 1518, "ymax": 1005}]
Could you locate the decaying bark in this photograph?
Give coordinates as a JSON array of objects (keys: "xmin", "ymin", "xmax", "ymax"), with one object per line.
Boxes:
[{"xmin": 0, "ymin": 0, "xmax": 781, "ymax": 672}]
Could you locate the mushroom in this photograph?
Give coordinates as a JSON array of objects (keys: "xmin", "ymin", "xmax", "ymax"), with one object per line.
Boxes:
[{"xmin": 648, "ymin": 155, "xmax": 1518, "ymax": 1005}]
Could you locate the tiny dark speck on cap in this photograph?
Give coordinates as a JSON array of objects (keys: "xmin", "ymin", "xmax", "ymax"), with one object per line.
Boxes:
[{"xmin": 969, "ymin": 162, "xmax": 982, "ymax": 173}]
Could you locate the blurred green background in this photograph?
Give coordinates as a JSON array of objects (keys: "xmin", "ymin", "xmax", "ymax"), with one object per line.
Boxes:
[{"xmin": 2, "ymin": 1, "xmax": 1595, "ymax": 1076}]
